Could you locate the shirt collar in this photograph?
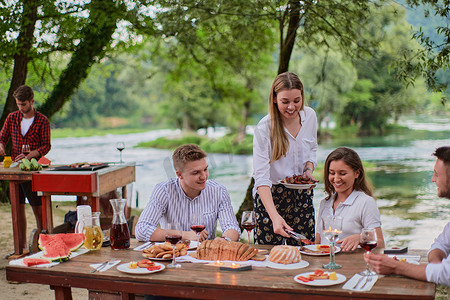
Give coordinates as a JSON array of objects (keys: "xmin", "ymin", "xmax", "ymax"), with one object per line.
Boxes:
[
  {"xmin": 299, "ymin": 109, "xmax": 306, "ymax": 125},
  {"xmin": 175, "ymin": 178, "xmax": 202, "ymax": 201}
]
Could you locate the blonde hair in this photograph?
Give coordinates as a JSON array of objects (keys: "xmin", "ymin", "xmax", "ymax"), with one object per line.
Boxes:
[{"xmin": 269, "ymin": 72, "xmax": 305, "ymax": 162}]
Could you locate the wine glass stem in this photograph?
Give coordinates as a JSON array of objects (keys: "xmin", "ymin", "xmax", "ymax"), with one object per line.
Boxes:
[
  {"xmin": 172, "ymin": 246, "xmax": 176, "ymax": 266},
  {"xmin": 329, "ymin": 241, "xmax": 336, "ymax": 264},
  {"xmin": 247, "ymin": 230, "xmax": 252, "ymax": 246},
  {"xmin": 119, "ymin": 152, "xmax": 123, "ymax": 163},
  {"xmin": 197, "ymin": 233, "xmax": 200, "ymax": 246},
  {"xmin": 366, "ymin": 250, "xmax": 371, "ymax": 272}
]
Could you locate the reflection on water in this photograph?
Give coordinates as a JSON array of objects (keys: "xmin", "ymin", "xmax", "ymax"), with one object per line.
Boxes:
[{"xmin": 48, "ymin": 128, "xmax": 449, "ymax": 249}]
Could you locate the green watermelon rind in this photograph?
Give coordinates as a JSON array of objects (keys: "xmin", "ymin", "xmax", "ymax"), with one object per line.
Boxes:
[{"xmin": 38, "ymin": 233, "xmax": 85, "ymax": 262}]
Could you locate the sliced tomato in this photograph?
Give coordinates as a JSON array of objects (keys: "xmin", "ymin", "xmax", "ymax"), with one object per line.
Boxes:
[
  {"xmin": 147, "ymin": 265, "xmax": 161, "ymax": 271},
  {"xmin": 297, "ymin": 276, "xmax": 312, "ymax": 282},
  {"xmin": 314, "ymin": 269, "xmax": 324, "ymax": 276}
]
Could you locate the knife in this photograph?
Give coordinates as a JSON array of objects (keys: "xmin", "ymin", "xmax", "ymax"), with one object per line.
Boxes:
[{"xmin": 90, "ymin": 261, "xmax": 109, "ymax": 273}]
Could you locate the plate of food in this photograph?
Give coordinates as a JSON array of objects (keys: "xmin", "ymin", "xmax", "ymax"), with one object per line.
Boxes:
[
  {"xmin": 117, "ymin": 260, "xmax": 165, "ymax": 274},
  {"xmin": 299, "ymin": 244, "xmax": 341, "ymax": 256},
  {"xmin": 278, "ymin": 175, "xmax": 318, "ymax": 190},
  {"xmin": 266, "ymin": 260, "xmax": 309, "ymax": 270},
  {"xmin": 294, "ymin": 270, "xmax": 346, "ymax": 286},
  {"xmin": 142, "ymin": 241, "xmax": 189, "ymax": 260}
]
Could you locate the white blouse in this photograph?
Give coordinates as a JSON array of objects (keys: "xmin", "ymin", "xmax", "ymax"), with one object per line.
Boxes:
[
  {"xmin": 316, "ymin": 190, "xmax": 382, "ymax": 240},
  {"xmin": 252, "ymin": 106, "xmax": 318, "ymax": 197}
]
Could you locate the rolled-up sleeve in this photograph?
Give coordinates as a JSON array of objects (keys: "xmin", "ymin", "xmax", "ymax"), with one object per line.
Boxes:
[
  {"xmin": 426, "ymin": 258, "xmax": 450, "ymax": 286},
  {"xmin": 135, "ymin": 183, "xmax": 167, "ymax": 241},
  {"xmin": 217, "ymin": 186, "xmax": 240, "ymax": 234},
  {"xmin": 252, "ymin": 123, "xmax": 272, "ymax": 192}
]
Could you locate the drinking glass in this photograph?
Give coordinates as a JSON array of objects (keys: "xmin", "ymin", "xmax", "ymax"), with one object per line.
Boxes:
[
  {"xmin": 190, "ymin": 214, "xmax": 205, "ymax": 248},
  {"xmin": 22, "ymin": 144, "xmax": 30, "ymax": 157},
  {"xmin": 116, "ymin": 142, "xmax": 125, "ymax": 163},
  {"xmin": 241, "ymin": 211, "xmax": 256, "ymax": 246},
  {"xmin": 359, "ymin": 228, "xmax": 378, "ymax": 276},
  {"xmin": 165, "ymin": 223, "xmax": 182, "ymax": 268},
  {"xmin": 322, "ymin": 215, "xmax": 343, "ymax": 269}
]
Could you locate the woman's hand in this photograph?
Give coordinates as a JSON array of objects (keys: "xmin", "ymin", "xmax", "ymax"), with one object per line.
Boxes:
[
  {"xmin": 336, "ymin": 234, "xmax": 360, "ymax": 252},
  {"xmin": 301, "ymin": 169, "xmax": 317, "ymax": 182},
  {"xmin": 271, "ymin": 215, "xmax": 293, "ymax": 238}
]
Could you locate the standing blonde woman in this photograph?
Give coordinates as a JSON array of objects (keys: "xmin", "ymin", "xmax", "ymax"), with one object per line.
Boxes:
[{"xmin": 253, "ymin": 72, "xmax": 318, "ymax": 245}]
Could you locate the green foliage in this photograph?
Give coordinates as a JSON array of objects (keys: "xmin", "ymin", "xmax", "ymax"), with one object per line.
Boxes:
[{"xmin": 137, "ymin": 133, "xmax": 254, "ymax": 155}]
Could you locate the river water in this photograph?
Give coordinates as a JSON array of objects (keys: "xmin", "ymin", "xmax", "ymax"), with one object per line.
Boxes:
[{"xmin": 48, "ymin": 124, "xmax": 449, "ymax": 249}]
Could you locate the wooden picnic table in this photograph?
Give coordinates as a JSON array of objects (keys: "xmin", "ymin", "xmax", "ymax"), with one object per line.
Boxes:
[
  {"xmin": 0, "ymin": 163, "xmax": 135, "ymax": 256},
  {"xmin": 6, "ymin": 240, "xmax": 436, "ymax": 300}
]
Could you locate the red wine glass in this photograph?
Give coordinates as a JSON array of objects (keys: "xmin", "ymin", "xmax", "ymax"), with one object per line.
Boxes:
[
  {"xmin": 116, "ymin": 142, "xmax": 125, "ymax": 163},
  {"xmin": 165, "ymin": 223, "xmax": 182, "ymax": 268},
  {"xmin": 22, "ymin": 144, "xmax": 30, "ymax": 157},
  {"xmin": 241, "ymin": 211, "xmax": 256, "ymax": 246},
  {"xmin": 359, "ymin": 228, "xmax": 378, "ymax": 276},
  {"xmin": 190, "ymin": 214, "xmax": 205, "ymax": 248}
]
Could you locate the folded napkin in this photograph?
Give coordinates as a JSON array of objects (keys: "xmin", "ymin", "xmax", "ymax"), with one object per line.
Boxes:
[
  {"xmin": 176, "ymin": 251, "xmax": 267, "ymax": 267},
  {"xmin": 133, "ymin": 241, "xmax": 153, "ymax": 251},
  {"xmin": 89, "ymin": 260, "xmax": 121, "ymax": 272},
  {"xmin": 342, "ymin": 274, "xmax": 379, "ymax": 291},
  {"xmin": 9, "ymin": 248, "xmax": 89, "ymax": 268}
]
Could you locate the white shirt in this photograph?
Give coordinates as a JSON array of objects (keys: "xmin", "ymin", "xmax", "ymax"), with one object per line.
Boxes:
[
  {"xmin": 252, "ymin": 106, "xmax": 318, "ymax": 197},
  {"xmin": 425, "ymin": 222, "xmax": 450, "ymax": 286},
  {"xmin": 21, "ymin": 116, "xmax": 34, "ymax": 136},
  {"xmin": 135, "ymin": 178, "xmax": 240, "ymax": 242},
  {"xmin": 316, "ymin": 190, "xmax": 382, "ymax": 240}
]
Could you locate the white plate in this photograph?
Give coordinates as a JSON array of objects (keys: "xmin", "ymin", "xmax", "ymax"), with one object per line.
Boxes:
[
  {"xmin": 387, "ymin": 254, "xmax": 420, "ymax": 264},
  {"xmin": 142, "ymin": 254, "xmax": 173, "ymax": 261},
  {"xmin": 294, "ymin": 272, "xmax": 347, "ymax": 286},
  {"xmin": 299, "ymin": 245, "xmax": 341, "ymax": 256},
  {"xmin": 117, "ymin": 262, "xmax": 165, "ymax": 274},
  {"xmin": 278, "ymin": 180, "xmax": 316, "ymax": 190},
  {"xmin": 266, "ymin": 260, "xmax": 309, "ymax": 269},
  {"xmin": 187, "ymin": 240, "xmax": 199, "ymax": 250}
]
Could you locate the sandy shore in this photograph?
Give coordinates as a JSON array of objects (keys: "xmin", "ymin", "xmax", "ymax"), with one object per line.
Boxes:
[{"xmin": 0, "ymin": 203, "xmax": 87, "ymax": 299}]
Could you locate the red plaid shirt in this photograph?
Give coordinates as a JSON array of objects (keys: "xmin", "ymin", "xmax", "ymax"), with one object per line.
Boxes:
[{"xmin": 0, "ymin": 109, "xmax": 51, "ymax": 160}]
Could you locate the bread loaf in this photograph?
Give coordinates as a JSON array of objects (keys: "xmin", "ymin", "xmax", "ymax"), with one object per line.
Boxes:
[
  {"xmin": 268, "ymin": 245, "xmax": 301, "ymax": 264},
  {"xmin": 196, "ymin": 239, "xmax": 258, "ymax": 261}
]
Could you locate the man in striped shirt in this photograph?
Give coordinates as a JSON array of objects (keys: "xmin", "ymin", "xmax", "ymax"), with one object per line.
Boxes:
[{"xmin": 135, "ymin": 144, "xmax": 240, "ymax": 242}]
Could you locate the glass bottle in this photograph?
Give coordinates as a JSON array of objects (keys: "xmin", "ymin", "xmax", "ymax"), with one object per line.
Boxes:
[
  {"xmin": 78, "ymin": 212, "xmax": 103, "ymax": 250},
  {"xmin": 110, "ymin": 198, "xmax": 130, "ymax": 249}
]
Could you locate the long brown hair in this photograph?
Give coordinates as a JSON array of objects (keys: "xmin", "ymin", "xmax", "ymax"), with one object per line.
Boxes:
[
  {"xmin": 323, "ymin": 147, "xmax": 373, "ymax": 200},
  {"xmin": 269, "ymin": 72, "xmax": 305, "ymax": 162}
]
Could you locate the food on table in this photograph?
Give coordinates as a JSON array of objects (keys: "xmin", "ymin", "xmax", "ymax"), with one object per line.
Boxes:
[
  {"xmin": 137, "ymin": 259, "xmax": 155, "ymax": 268},
  {"xmin": 392, "ymin": 256, "xmax": 407, "ymax": 262},
  {"xmin": 281, "ymin": 174, "xmax": 318, "ymax": 185},
  {"xmin": 268, "ymin": 245, "xmax": 302, "ymax": 264},
  {"xmin": 22, "ymin": 258, "xmax": 51, "ymax": 267},
  {"xmin": 296, "ymin": 269, "xmax": 335, "ymax": 282},
  {"xmin": 300, "ymin": 245, "xmax": 336, "ymax": 254},
  {"xmin": 38, "ymin": 233, "xmax": 85, "ymax": 262},
  {"xmin": 193, "ymin": 239, "xmax": 259, "ymax": 261},
  {"xmin": 37, "ymin": 156, "xmax": 51, "ymax": 166},
  {"xmin": 329, "ymin": 272, "xmax": 338, "ymax": 280},
  {"xmin": 19, "ymin": 158, "xmax": 43, "ymax": 171},
  {"xmin": 128, "ymin": 261, "xmax": 138, "ymax": 269},
  {"xmin": 142, "ymin": 242, "xmax": 188, "ymax": 259},
  {"xmin": 180, "ymin": 239, "xmax": 191, "ymax": 247},
  {"xmin": 69, "ymin": 162, "xmax": 104, "ymax": 168}
]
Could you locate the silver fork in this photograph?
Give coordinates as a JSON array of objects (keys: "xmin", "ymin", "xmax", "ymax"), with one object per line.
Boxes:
[
  {"xmin": 91, "ymin": 259, "xmax": 120, "ymax": 273},
  {"xmin": 360, "ymin": 275, "xmax": 373, "ymax": 289},
  {"xmin": 352, "ymin": 275, "xmax": 366, "ymax": 289}
]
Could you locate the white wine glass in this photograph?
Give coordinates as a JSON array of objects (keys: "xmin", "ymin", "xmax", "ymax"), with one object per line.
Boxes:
[{"xmin": 322, "ymin": 215, "xmax": 343, "ymax": 269}]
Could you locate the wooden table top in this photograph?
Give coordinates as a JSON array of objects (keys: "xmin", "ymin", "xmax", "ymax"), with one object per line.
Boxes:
[{"xmin": 6, "ymin": 240, "xmax": 435, "ymax": 300}]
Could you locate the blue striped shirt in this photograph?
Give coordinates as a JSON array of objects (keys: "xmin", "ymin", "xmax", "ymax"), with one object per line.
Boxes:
[{"xmin": 135, "ymin": 178, "xmax": 240, "ymax": 241}]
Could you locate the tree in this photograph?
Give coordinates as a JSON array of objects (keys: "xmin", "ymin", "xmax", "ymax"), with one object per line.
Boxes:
[{"xmin": 397, "ymin": 0, "xmax": 449, "ymax": 101}]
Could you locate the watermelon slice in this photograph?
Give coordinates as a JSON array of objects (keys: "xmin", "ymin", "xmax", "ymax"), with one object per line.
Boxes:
[
  {"xmin": 23, "ymin": 258, "xmax": 51, "ymax": 267},
  {"xmin": 38, "ymin": 233, "xmax": 85, "ymax": 262},
  {"xmin": 37, "ymin": 156, "xmax": 51, "ymax": 166}
]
